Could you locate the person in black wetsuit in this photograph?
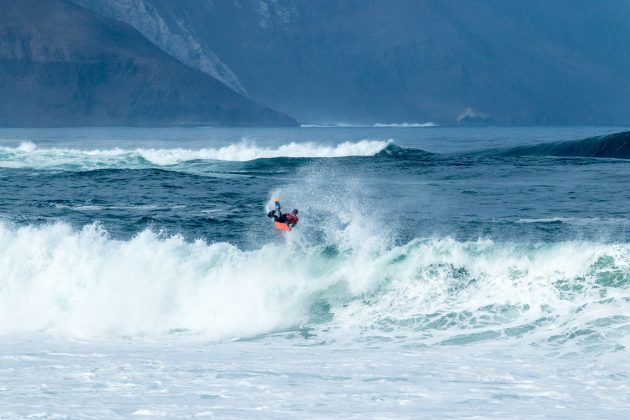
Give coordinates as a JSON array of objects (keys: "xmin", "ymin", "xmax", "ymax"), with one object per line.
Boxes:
[{"xmin": 268, "ymin": 203, "xmax": 299, "ymax": 228}]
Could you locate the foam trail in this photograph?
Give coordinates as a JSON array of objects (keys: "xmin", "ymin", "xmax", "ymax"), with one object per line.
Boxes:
[{"xmin": 0, "ymin": 139, "xmax": 393, "ymax": 170}]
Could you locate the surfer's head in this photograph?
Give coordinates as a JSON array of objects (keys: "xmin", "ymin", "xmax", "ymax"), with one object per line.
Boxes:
[{"xmin": 292, "ymin": 209, "xmax": 298, "ymax": 215}]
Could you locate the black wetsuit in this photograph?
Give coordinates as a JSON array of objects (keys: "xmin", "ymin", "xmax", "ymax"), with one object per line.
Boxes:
[
  {"xmin": 267, "ymin": 209, "xmax": 287, "ymax": 223},
  {"xmin": 268, "ymin": 208, "xmax": 298, "ymax": 227}
]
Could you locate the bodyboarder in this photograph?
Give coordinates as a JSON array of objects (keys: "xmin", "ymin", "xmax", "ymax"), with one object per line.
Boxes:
[{"xmin": 267, "ymin": 201, "xmax": 299, "ymax": 228}]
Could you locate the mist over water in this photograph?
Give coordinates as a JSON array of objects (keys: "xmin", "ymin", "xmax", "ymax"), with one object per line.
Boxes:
[{"xmin": 1, "ymin": 126, "xmax": 630, "ymax": 418}]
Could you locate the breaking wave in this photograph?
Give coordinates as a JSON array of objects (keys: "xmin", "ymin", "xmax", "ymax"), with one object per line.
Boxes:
[
  {"xmin": 0, "ymin": 139, "xmax": 393, "ymax": 170},
  {"xmin": 4, "ymin": 131, "xmax": 628, "ymax": 173},
  {"xmin": 1, "ymin": 220, "xmax": 629, "ymax": 351}
]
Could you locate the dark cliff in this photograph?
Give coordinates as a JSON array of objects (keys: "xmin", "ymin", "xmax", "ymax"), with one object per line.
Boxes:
[{"xmin": 0, "ymin": 0, "xmax": 296, "ymax": 127}]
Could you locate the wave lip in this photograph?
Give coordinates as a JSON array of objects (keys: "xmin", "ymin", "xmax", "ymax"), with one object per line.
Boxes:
[
  {"xmin": 137, "ymin": 139, "xmax": 394, "ymax": 164},
  {"xmin": 497, "ymin": 131, "xmax": 630, "ymax": 159},
  {"xmin": 0, "ymin": 139, "xmax": 394, "ymax": 169}
]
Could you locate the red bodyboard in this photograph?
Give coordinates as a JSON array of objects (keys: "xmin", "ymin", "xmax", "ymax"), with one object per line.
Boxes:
[{"xmin": 274, "ymin": 221, "xmax": 291, "ymax": 231}]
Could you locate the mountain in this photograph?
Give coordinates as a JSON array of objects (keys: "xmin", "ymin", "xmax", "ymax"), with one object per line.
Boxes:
[
  {"xmin": 0, "ymin": 0, "xmax": 296, "ymax": 127},
  {"xmin": 73, "ymin": 0, "xmax": 630, "ymax": 125}
]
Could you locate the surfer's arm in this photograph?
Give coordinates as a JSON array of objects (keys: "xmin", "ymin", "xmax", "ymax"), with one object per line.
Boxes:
[{"xmin": 267, "ymin": 210, "xmax": 276, "ymax": 218}]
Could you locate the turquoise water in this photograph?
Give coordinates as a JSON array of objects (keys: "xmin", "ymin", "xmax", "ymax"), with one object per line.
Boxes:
[{"xmin": 1, "ymin": 126, "xmax": 629, "ymax": 418}]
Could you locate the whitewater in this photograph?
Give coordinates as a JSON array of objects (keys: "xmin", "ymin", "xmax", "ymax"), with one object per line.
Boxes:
[
  {"xmin": 0, "ymin": 139, "xmax": 392, "ymax": 169},
  {"xmin": 1, "ymin": 126, "xmax": 630, "ymax": 418}
]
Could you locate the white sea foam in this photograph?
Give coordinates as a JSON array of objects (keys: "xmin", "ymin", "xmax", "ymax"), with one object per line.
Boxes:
[
  {"xmin": 0, "ymin": 139, "xmax": 392, "ymax": 169},
  {"xmin": 0, "ymin": 220, "xmax": 629, "ymax": 347},
  {"xmin": 16, "ymin": 141, "xmax": 37, "ymax": 152},
  {"xmin": 373, "ymin": 122, "xmax": 437, "ymax": 128},
  {"xmin": 136, "ymin": 140, "xmax": 392, "ymax": 164}
]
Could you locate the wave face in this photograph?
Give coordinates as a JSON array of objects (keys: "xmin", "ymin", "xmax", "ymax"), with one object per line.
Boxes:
[
  {"xmin": 1, "ymin": 221, "xmax": 629, "ymax": 350},
  {"xmin": 498, "ymin": 131, "xmax": 630, "ymax": 159},
  {"xmin": 0, "ymin": 139, "xmax": 393, "ymax": 169}
]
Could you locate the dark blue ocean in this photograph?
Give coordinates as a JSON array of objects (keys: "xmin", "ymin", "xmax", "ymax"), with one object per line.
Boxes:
[
  {"xmin": 1, "ymin": 126, "xmax": 629, "ymax": 243},
  {"xmin": 1, "ymin": 126, "xmax": 630, "ymax": 418}
]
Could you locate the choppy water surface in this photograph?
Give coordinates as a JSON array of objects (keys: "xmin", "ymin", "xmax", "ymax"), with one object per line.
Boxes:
[{"xmin": 1, "ymin": 126, "xmax": 630, "ymax": 418}]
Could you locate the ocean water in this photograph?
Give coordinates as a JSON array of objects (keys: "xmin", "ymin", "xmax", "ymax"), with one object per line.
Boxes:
[{"xmin": 1, "ymin": 126, "xmax": 630, "ymax": 418}]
